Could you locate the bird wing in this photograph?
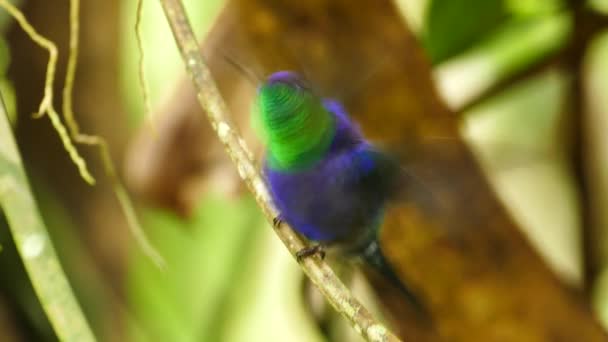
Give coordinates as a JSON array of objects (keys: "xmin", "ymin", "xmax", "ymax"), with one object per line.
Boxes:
[{"xmin": 347, "ymin": 145, "xmax": 404, "ymax": 202}]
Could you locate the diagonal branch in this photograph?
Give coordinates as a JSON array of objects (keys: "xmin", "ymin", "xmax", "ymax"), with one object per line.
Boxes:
[{"xmin": 157, "ymin": 0, "xmax": 401, "ymax": 341}]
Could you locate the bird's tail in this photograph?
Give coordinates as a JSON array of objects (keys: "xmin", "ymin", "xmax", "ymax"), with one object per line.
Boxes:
[{"xmin": 360, "ymin": 239, "xmax": 428, "ymax": 316}]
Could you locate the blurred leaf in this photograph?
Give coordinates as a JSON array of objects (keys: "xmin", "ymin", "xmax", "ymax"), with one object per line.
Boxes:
[
  {"xmin": 0, "ymin": 0, "xmax": 20, "ymax": 33},
  {"xmin": 127, "ymin": 194, "xmax": 262, "ymax": 341},
  {"xmin": 119, "ymin": 0, "xmax": 225, "ymax": 126},
  {"xmin": 32, "ymin": 179, "xmax": 126, "ymax": 340},
  {"xmin": 590, "ymin": 0, "xmax": 608, "ymax": 14},
  {"xmin": 505, "ymin": 0, "xmax": 565, "ymax": 17},
  {"xmin": 435, "ymin": 13, "xmax": 572, "ymax": 109},
  {"xmin": 462, "ymin": 68, "xmax": 583, "ymax": 284},
  {"xmin": 0, "ymin": 37, "xmax": 15, "ymax": 125},
  {"xmin": 0, "ymin": 79, "xmax": 16, "ymax": 125},
  {"xmin": 586, "ymin": 31, "xmax": 608, "ymax": 330},
  {"xmin": 0, "ymin": 89, "xmax": 95, "ymax": 341},
  {"xmin": 218, "ymin": 228, "xmax": 325, "ymax": 342},
  {"xmin": 0, "ymin": 215, "xmax": 55, "ymax": 341},
  {"xmin": 585, "ymin": 30, "xmax": 608, "ymax": 264},
  {"xmin": 595, "ymin": 268, "xmax": 608, "ymax": 330},
  {"xmin": 394, "ymin": 0, "xmax": 430, "ymax": 34},
  {"xmin": 0, "ymin": 36, "xmax": 9, "ymax": 73},
  {"xmin": 422, "ymin": 0, "xmax": 507, "ymax": 63}
]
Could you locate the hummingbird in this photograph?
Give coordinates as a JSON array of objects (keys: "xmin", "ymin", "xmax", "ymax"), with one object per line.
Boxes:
[{"xmin": 252, "ymin": 70, "xmax": 426, "ymax": 313}]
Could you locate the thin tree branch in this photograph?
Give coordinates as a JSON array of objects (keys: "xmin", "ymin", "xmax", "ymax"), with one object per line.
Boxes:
[{"xmin": 157, "ymin": 0, "xmax": 401, "ymax": 341}]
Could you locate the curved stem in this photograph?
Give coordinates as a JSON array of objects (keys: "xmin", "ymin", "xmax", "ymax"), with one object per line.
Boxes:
[{"xmin": 0, "ymin": 95, "xmax": 96, "ymax": 341}]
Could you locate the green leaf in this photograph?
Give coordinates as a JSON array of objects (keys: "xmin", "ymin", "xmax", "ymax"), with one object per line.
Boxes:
[
  {"xmin": 0, "ymin": 88, "xmax": 95, "ymax": 342},
  {"xmin": 462, "ymin": 69, "xmax": 583, "ymax": 284},
  {"xmin": 505, "ymin": 0, "xmax": 565, "ymax": 17},
  {"xmin": 127, "ymin": 194, "xmax": 262, "ymax": 342},
  {"xmin": 435, "ymin": 13, "xmax": 572, "ymax": 109},
  {"xmin": 422, "ymin": 0, "xmax": 507, "ymax": 63}
]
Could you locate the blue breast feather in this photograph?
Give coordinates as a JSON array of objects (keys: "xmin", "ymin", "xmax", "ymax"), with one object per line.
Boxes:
[{"xmin": 264, "ymin": 99, "xmax": 402, "ymax": 243}]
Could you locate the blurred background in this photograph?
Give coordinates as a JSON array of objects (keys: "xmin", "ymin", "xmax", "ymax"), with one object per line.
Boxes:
[{"xmin": 1, "ymin": 0, "xmax": 608, "ymax": 341}]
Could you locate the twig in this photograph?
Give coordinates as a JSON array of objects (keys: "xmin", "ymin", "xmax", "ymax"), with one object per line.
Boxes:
[
  {"xmin": 0, "ymin": 94, "xmax": 96, "ymax": 341},
  {"xmin": 62, "ymin": 0, "xmax": 165, "ymax": 269},
  {"xmin": 157, "ymin": 0, "xmax": 401, "ymax": 341},
  {"xmin": 0, "ymin": 0, "xmax": 94, "ymax": 185},
  {"xmin": 135, "ymin": 0, "xmax": 155, "ymax": 133}
]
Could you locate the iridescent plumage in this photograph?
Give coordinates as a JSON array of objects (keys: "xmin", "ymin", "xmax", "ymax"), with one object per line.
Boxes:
[{"xmin": 253, "ymin": 71, "xmax": 423, "ymax": 311}]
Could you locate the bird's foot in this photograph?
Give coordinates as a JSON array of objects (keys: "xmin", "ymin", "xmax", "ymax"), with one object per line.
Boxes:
[
  {"xmin": 272, "ymin": 215, "xmax": 284, "ymax": 228},
  {"xmin": 296, "ymin": 244, "xmax": 326, "ymax": 262}
]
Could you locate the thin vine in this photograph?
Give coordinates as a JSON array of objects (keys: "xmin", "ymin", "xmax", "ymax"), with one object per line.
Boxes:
[
  {"xmin": 135, "ymin": 0, "xmax": 155, "ymax": 133},
  {"xmin": 0, "ymin": 0, "xmax": 165, "ymax": 268},
  {"xmin": 0, "ymin": 0, "xmax": 94, "ymax": 185},
  {"xmin": 62, "ymin": 0, "xmax": 165, "ymax": 269}
]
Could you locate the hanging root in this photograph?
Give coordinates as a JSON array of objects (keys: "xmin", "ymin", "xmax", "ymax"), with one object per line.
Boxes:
[
  {"xmin": 62, "ymin": 0, "xmax": 165, "ymax": 269},
  {"xmin": 0, "ymin": 0, "xmax": 95, "ymax": 185},
  {"xmin": 135, "ymin": 0, "xmax": 155, "ymax": 134},
  {"xmin": 0, "ymin": 0, "xmax": 165, "ymax": 269}
]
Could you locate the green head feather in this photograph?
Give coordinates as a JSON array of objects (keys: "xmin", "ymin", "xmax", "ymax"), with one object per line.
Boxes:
[{"xmin": 252, "ymin": 72, "xmax": 335, "ymax": 171}]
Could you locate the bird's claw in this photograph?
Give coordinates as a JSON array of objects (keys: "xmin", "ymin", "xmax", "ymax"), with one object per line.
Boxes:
[
  {"xmin": 272, "ymin": 216, "xmax": 283, "ymax": 228},
  {"xmin": 296, "ymin": 245, "xmax": 325, "ymax": 262}
]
